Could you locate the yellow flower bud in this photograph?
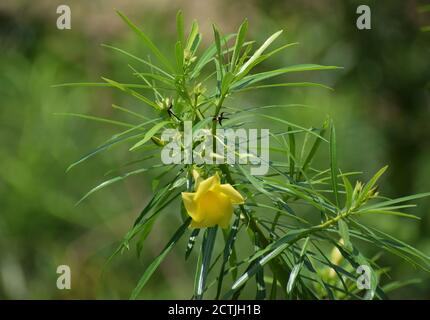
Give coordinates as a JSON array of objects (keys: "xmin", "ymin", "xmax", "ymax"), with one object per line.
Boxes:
[
  {"xmin": 151, "ymin": 136, "xmax": 165, "ymax": 147},
  {"xmin": 181, "ymin": 173, "xmax": 245, "ymax": 229},
  {"xmin": 328, "ymin": 239, "xmax": 344, "ymax": 278}
]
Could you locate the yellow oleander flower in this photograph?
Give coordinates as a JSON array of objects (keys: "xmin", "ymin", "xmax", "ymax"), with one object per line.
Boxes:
[{"xmin": 181, "ymin": 172, "xmax": 245, "ymax": 229}]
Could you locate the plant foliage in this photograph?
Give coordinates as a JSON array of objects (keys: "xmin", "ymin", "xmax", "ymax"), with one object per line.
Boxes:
[{"xmin": 62, "ymin": 11, "xmax": 430, "ymax": 300}]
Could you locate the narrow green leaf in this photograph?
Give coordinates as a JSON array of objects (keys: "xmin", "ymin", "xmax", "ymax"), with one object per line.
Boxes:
[
  {"xmin": 230, "ymin": 19, "xmax": 248, "ymax": 72},
  {"xmin": 130, "ymin": 218, "xmax": 191, "ymax": 299},
  {"xmin": 269, "ymin": 275, "xmax": 278, "ymax": 299},
  {"xmin": 116, "ymin": 11, "xmax": 173, "ymax": 72},
  {"xmin": 216, "ymin": 216, "xmax": 240, "ymax": 299},
  {"xmin": 382, "ymin": 279, "xmax": 421, "ymax": 293},
  {"xmin": 260, "ymin": 114, "xmax": 328, "ymax": 142},
  {"xmin": 286, "ymin": 237, "xmax": 309, "ymax": 295},
  {"xmin": 350, "ymin": 221, "xmax": 430, "ymax": 271},
  {"xmin": 356, "ymin": 209, "xmax": 420, "ymax": 220},
  {"xmin": 102, "ymin": 182, "xmax": 178, "ymax": 271},
  {"xmin": 111, "ymin": 104, "xmax": 149, "ymax": 121},
  {"xmin": 287, "ymin": 263, "xmax": 302, "ymax": 295},
  {"xmin": 288, "ymin": 126, "xmax": 296, "ymax": 178},
  {"xmin": 214, "ymin": 60, "xmax": 223, "ymax": 97},
  {"xmin": 134, "ymin": 170, "xmax": 182, "ymax": 226},
  {"xmin": 299, "ymin": 124, "xmax": 327, "ymax": 178},
  {"xmin": 342, "ymin": 173, "xmax": 353, "ymax": 210},
  {"xmin": 224, "ymin": 229, "xmax": 310, "ymax": 298},
  {"xmin": 101, "ymin": 44, "xmax": 173, "ymax": 79},
  {"xmin": 176, "ymin": 10, "xmax": 184, "ymax": 44},
  {"xmin": 102, "ymin": 77, "xmax": 160, "ymax": 109},
  {"xmin": 330, "ymin": 122, "xmax": 340, "ymax": 207},
  {"xmin": 77, "ymin": 167, "xmax": 153, "ymax": 205},
  {"xmin": 130, "ymin": 72, "xmax": 175, "ymax": 87},
  {"xmin": 129, "ymin": 120, "xmax": 170, "ymax": 151},
  {"xmin": 195, "ymin": 227, "xmax": 218, "ymax": 300},
  {"xmin": 247, "ymin": 203, "xmax": 308, "ymax": 224},
  {"xmin": 55, "ymin": 112, "xmax": 135, "ymax": 129},
  {"xmin": 212, "ymin": 24, "xmax": 224, "ymax": 76},
  {"xmin": 52, "ymin": 82, "xmax": 153, "ymax": 89},
  {"xmin": 233, "ymin": 82, "xmax": 333, "ymax": 93},
  {"xmin": 185, "ymin": 229, "xmax": 201, "ymax": 260},
  {"xmin": 236, "ymin": 42, "xmax": 254, "ymax": 71},
  {"xmin": 255, "ymin": 234, "xmax": 266, "ymax": 300},
  {"xmin": 362, "ymin": 192, "xmax": 430, "ymax": 211},
  {"xmin": 358, "ymin": 165, "xmax": 388, "ymax": 203},
  {"xmin": 233, "ymin": 64, "xmax": 341, "ymax": 90},
  {"xmin": 238, "ymin": 30, "xmax": 283, "ymax": 75},
  {"xmin": 175, "ymin": 41, "xmax": 184, "ymax": 71},
  {"xmin": 190, "ymin": 33, "xmax": 201, "ymax": 55},
  {"xmin": 136, "ymin": 214, "xmax": 158, "ymax": 258},
  {"xmin": 237, "ymin": 165, "xmax": 273, "ymax": 200},
  {"xmin": 235, "ymin": 42, "xmax": 299, "ymax": 79},
  {"xmin": 192, "ymin": 34, "xmax": 235, "ymax": 78},
  {"xmin": 221, "ymin": 71, "xmax": 234, "ymax": 95},
  {"xmin": 186, "ymin": 20, "xmax": 200, "ymax": 52},
  {"xmin": 66, "ymin": 131, "xmax": 144, "ymax": 172}
]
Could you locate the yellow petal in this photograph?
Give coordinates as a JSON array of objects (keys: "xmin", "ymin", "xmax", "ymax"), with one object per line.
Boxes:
[
  {"xmin": 192, "ymin": 169, "xmax": 203, "ymax": 187},
  {"xmin": 217, "ymin": 183, "xmax": 245, "ymax": 204},
  {"xmin": 196, "ymin": 191, "xmax": 233, "ymax": 228},
  {"xmin": 181, "ymin": 192, "xmax": 200, "ymax": 222},
  {"xmin": 184, "ymin": 173, "xmax": 239, "ymax": 229},
  {"xmin": 194, "ymin": 174, "xmax": 220, "ymax": 200},
  {"xmin": 190, "ymin": 219, "xmax": 205, "ymax": 229},
  {"xmin": 218, "ymin": 206, "xmax": 234, "ymax": 229}
]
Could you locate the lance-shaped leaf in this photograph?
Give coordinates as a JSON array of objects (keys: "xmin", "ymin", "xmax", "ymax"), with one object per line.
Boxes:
[
  {"xmin": 130, "ymin": 218, "xmax": 191, "ymax": 299},
  {"xmin": 176, "ymin": 10, "xmax": 185, "ymax": 44},
  {"xmin": 185, "ymin": 229, "xmax": 201, "ymax": 260},
  {"xmin": 129, "ymin": 120, "xmax": 171, "ymax": 151},
  {"xmin": 233, "ymin": 64, "xmax": 341, "ymax": 90},
  {"xmin": 230, "ymin": 19, "xmax": 248, "ymax": 72},
  {"xmin": 216, "ymin": 216, "xmax": 240, "ymax": 299},
  {"xmin": 237, "ymin": 30, "xmax": 283, "ymax": 76},
  {"xmin": 329, "ymin": 122, "xmax": 340, "ymax": 207},
  {"xmin": 117, "ymin": 11, "xmax": 173, "ymax": 72},
  {"xmin": 194, "ymin": 226, "xmax": 218, "ymax": 299}
]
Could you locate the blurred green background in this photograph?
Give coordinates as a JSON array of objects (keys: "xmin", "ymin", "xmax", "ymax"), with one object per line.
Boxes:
[{"xmin": 0, "ymin": 0, "xmax": 429, "ymax": 299}]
